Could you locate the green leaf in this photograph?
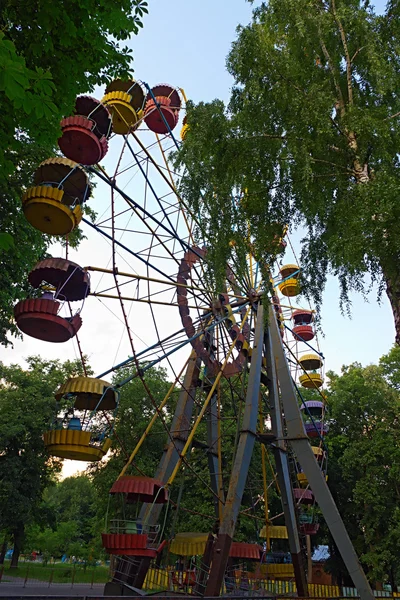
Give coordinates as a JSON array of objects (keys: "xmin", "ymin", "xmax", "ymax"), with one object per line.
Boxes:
[
  {"xmin": 0, "ymin": 233, "xmax": 14, "ymax": 251},
  {"xmin": 3, "ymin": 72, "xmax": 26, "ymax": 100},
  {"xmin": 23, "ymin": 96, "xmax": 33, "ymax": 114}
]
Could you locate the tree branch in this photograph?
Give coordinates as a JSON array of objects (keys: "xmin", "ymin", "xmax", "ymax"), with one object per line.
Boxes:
[
  {"xmin": 351, "ymin": 47, "xmax": 365, "ymax": 63},
  {"xmin": 310, "ymin": 157, "xmax": 355, "ymax": 173},
  {"xmin": 331, "ymin": 0, "xmax": 353, "ymax": 105},
  {"xmin": 385, "ymin": 111, "xmax": 400, "ymax": 120},
  {"xmin": 319, "ymin": 35, "xmax": 346, "ymax": 114},
  {"xmin": 330, "ymin": 115, "xmax": 349, "ymax": 140}
]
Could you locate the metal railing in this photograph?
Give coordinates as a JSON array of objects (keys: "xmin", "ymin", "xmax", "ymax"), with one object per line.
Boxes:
[{"xmin": 107, "ymin": 519, "xmax": 160, "ymax": 546}]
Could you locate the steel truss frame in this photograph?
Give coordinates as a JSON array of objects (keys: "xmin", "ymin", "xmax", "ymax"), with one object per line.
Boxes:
[{"xmin": 110, "ymin": 303, "xmax": 373, "ymax": 600}]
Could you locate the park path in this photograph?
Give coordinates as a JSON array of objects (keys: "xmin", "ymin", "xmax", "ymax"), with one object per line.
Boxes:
[{"xmin": 0, "ymin": 581, "xmax": 104, "ymax": 597}]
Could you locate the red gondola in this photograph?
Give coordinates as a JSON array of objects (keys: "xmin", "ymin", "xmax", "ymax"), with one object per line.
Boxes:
[
  {"xmin": 293, "ymin": 488, "xmax": 314, "ymax": 504},
  {"xmin": 102, "ymin": 476, "xmax": 168, "ymax": 557},
  {"xmin": 293, "ymin": 324, "xmax": 315, "ymax": 342},
  {"xmin": 59, "ymin": 96, "xmax": 111, "ymax": 165},
  {"xmin": 292, "ymin": 309, "xmax": 313, "ymax": 325},
  {"xmin": 28, "ymin": 257, "xmax": 90, "ymax": 302},
  {"xmin": 144, "ymin": 85, "xmax": 181, "ymax": 134},
  {"xmin": 299, "ymin": 523, "xmax": 320, "ymax": 535},
  {"xmin": 14, "ymin": 297, "xmax": 82, "ymax": 343}
]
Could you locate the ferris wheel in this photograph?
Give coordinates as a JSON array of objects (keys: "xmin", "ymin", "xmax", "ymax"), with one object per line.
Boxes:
[{"xmin": 14, "ymin": 78, "xmax": 373, "ymax": 600}]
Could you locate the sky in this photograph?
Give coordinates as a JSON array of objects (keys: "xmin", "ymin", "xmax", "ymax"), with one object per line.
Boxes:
[{"xmin": 1, "ymin": 0, "xmax": 392, "ymax": 475}]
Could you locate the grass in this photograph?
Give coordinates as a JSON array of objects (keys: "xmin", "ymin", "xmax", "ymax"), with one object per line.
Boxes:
[{"xmin": 1, "ymin": 560, "xmax": 109, "ymax": 584}]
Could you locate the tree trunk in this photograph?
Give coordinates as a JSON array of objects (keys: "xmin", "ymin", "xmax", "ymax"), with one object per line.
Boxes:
[
  {"xmin": 389, "ymin": 566, "xmax": 396, "ymax": 593},
  {"xmin": 0, "ymin": 537, "xmax": 7, "ymax": 564},
  {"xmin": 10, "ymin": 525, "xmax": 24, "ymax": 569},
  {"xmin": 382, "ymin": 269, "xmax": 400, "ymax": 345},
  {"xmin": 348, "ymin": 134, "xmax": 400, "ymax": 343}
]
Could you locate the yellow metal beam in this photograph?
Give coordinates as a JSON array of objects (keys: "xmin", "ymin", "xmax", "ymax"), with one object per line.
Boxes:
[
  {"xmin": 85, "ymin": 266, "xmax": 246, "ymax": 298},
  {"xmin": 90, "ymin": 291, "xmax": 207, "ymax": 310}
]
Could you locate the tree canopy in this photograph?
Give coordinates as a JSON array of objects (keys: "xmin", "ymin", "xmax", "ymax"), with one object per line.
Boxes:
[
  {"xmin": 323, "ymin": 348, "xmax": 400, "ymax": 586},
  {"xmin": 0, "ymin": 356, "xmax": 86, "ymax": 567},
  {"xmin": 25, "ymin": 476, "xmax": 99, "ymax": 562},
  {"xmin": 176, "ymin": 0, "xmax": 400, "ymax": 342},
  {"xmin": 0, "ymin": 0, "xmax": 148, "ymax": 346},
  {"xmin": 1, "ymin": 0, "xmax": 148, "ymax": 178}
]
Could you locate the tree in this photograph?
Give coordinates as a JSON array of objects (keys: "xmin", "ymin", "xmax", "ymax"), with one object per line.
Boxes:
[
  {"xmin": 30, "ymin": 522, "xmax": 79, "ymax": 562},
  {"xmin": 24, "ymin": 477, "xmax": 100, "ymax": 562},
  {"xmin": 0, "ymin": 356, "xmax": 86, "ymax": 567},
  {"xmin": 176, "ymin": 0, "xmax": 400, "ymax": 342},
  {"xmin": 0, "ymin": 0, "xmax": 148, "ymax": 346},
  {"xmin": 45, "ymin": 476, "xmax": 97, "ymax": 545},
  {"xmin": 324, "ymin": 355, "xmax": 400, "ymax": 586}
]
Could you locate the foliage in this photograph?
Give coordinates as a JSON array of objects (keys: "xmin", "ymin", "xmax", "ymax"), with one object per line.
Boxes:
[
  {"xmin": 176, "ymin": 0, "xmax": 400, "ymax": 340},
  {"xmin": 45, "ymin": 476, "xmax": 98, "ymax": 546},
  {"xmin": 324, "ymin": 349, "xmax": 400, "ymax": 585},
  {"xmin": 0, "ymin": 0, "xmax": 148, "ymax": 180},
  {"xmin": 0, "ymin": 0, "xmax": 148, "ymax": 346},
  {"xmin": 23, "ymin": 475, "xmax": 101, "ymax": 562},
  {"xmin": 379, "ymin": 345, "xmax": 400, "ymax": 391},
  {"xmin": 35, "ymin": 522, "xmax": 79, "ymax": 559},
  {"xmin": 0, "ymin": 356, "xmax": 86, "ymax": 567}
]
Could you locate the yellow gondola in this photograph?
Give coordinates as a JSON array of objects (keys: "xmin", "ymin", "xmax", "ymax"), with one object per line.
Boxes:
[
  {"xmin": 278, "ymin": 278, "xmax": 301, "ymax": 297},
  {"xmin": 43, "ymin": 430, "xmax": 111, "ymax": 461},
  {"xmin": 22, "ymin": 157, "xmax": 89, "ymax": 235},
  {"xmin": 279, "ymin": 264, "xmax": 300, "ymax": 280},
  {"xmin": 170, "ymin": 533, "xmax": 208, "ymax": 556},
  {"xmin": 260, "ymin": 525, "xmax": 288, "ymax": 539},
  {"xmin": 102, "ymin": 80, "xmax": 145, "ymax": 134},
  {"xmin": 312, "ymin": 446, "xmax": 324, "ymax": 460},
  {"xmin": 297, "ymin": 472, "xmax": 308, "ymax": 487},
  {"xmin": 299, "ymin": 373, "xmax": 324, "ymax": 389},
  {"xmin": 299, "ymin": 353, "xmax": 323, "ymax": 371},
  {"xmin": 278, "ymin": 264, "xmax": 301, "ymax": 297},
  {"xmin": 55, "ymin": 376, "xmax": 117, "ymax": 410},
  {"xmin": 43, "ymin": 376, "xmax": 117, "ymax": 461}
]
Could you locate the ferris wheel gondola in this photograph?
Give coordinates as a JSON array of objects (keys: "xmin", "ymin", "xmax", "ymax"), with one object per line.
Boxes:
[
  {"xmin": 44, "ymin": 376, "xmax": 118, "ymax": 461},
  {"xmin": 59, "ymin": 96, "xmax": 112, "ymax": 165},
  {"xmin": 22, "ymin": 157, "xmax": 91, "ymax": 235},
  {"xmin": 14, "ymin": 257, "xmax": 89, "ymax": 343}
]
